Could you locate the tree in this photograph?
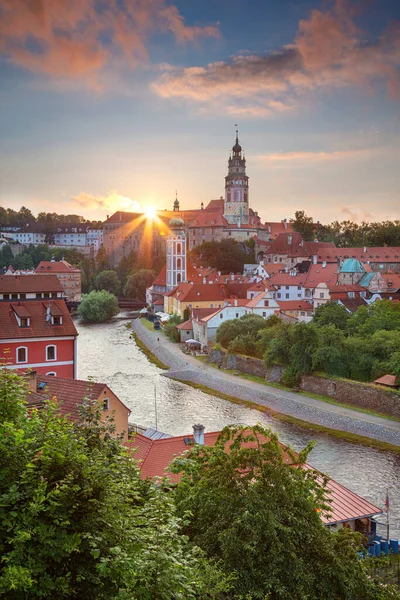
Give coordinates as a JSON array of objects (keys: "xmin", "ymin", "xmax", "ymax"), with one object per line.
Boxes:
[
  {"xmin": 171, "ymin": 425, "xmax": 399, "ymax": 600},
  {"xmin": 78, "ymin": 290, "xmax": 119, "ymax": 322},
  {"xmin": 94, "ymin": 270, "xmax": 121, "ymax": 295},
  {"xmin": 313, "ymin": 301, "xmax": 350, "ymax": 331},
  {"xmin": 164, "ymin": 313, "xmax": 182, "ymax": 342},
  {"xmin": 190, "ymin": 239, "xmax": 253, "ymax": 274},
  {"xmin": 96, "ymin": 246, "xmax": 110, "ymax": 273},
  {"xmin": 117, "ymin": 250, "xmax": 137, "ymax": 289},
  {"xmin": 290, "ymin": 210, "xmax": 316, "ymax": 241},
  {"xmin": 124, "ymin": 269, "xmax": 155, "ymax": 302},
  {"xmin": 0, "ymin": 368, "xmax": 229, "ymax": 599}
]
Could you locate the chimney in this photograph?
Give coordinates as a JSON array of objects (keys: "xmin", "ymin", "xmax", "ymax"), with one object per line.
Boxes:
[
  {"xmin": 231, "ymin": 273, "xmax": 234, "ymax": 281},
  {"xmin": 218, "ymin": 271, "xmax": 221, "ymax": 276},
  {"xmin": 193, "ymin": 424, "xmax": 205, "ymax": 445},
  {"xmin": 203, "ymin": 277, "xmax": 206, "ymax": 284},
  {"xmin": 27, "ymin": 370, "xmax": 37, "ymax": 393},
  {"xmin": 313, "ymin": 254, "xmax": 318, "ymax": 264},
  {"xmin": 322, "ymin": 261, "xmax": 327, "ymax": 268},
  {"xmin": 363, "ymin": 246, "xmax": 367, "ymax": 253},
  {"xmin": 234, "ymin": 299, "xmax": 238, "ymax": 306},
  {"xmin": 287, "ymin": 234, "xmax": 293, "ymax": 245}
]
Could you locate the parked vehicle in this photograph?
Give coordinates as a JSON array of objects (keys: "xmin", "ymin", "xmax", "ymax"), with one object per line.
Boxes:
[{"xmin": 153, "ymin": 321, "xmax": 160, "ymax": 330}]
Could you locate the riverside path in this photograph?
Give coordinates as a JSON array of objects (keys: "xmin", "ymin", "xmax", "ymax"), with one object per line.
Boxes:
[{"xmin": 132, "ymin": 319, "xmax": 400, "ymax": 447}]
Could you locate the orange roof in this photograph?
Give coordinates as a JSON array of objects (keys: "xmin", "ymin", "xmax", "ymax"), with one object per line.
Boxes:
[
  {"xmin": 269, "ymin": 272, "xmax": 307, "ymax": 287},
  {"xmin": 278, "ymin": 301, "xmax": 313, "ymax": 311},
  {"xmin": 127, "ymin": 430, "xmax": 382, "ymax": 524},
  {"xmin": 373, "ymin": 374, "xmax": 398, "ymax": 387},
  {"xmin": 176, "ymin": 319, "xmax": 193, "ymax": 330},
  {"xmin": 304, "ymin": 263, "xmax": 338, "ymax": 288},
  {"xmin": 316, "ymin": 247, "xmax": 400, "ymax": 263},
  {"xmin": 35, "ymin": 260, "xmax": 80, "ymax": 274},
  {"xmin": 26, "ymin": 374, "xmax": 130, "ymax": 420},
  {"xmin": 265, "ymin": 221, "xmax": 294, "ymax": 239},
  {"xmin": 0, "ymin": 300, "xmax": 77, "ymax": 339},
  {"xmin": 152, "ymin": 265, "xmax": 167, "ymax": 286},
  {"xmin": 382, "ymin": 273, "xmax": 400, "ymax": 291},
  {"xmin": 0, "ymin": 274, "xmax": 63, "ymax": 294},
  {"xmin": 170, "ymin": 282, "xmax": 252, "ymax": 303}
]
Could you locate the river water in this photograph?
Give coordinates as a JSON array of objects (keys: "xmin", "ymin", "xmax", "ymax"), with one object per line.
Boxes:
[{"xmin": 77, "ymin": 315, "xmax": 400, "ymax": 538}]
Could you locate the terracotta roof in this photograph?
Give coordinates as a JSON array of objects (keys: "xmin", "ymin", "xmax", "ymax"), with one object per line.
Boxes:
[
  {"xmin": 176, "ymin": 319, "xmax": 193, "ymax": 330},
  {"xmin": 153, "ymin": 298, "xmax": 164, "ymax": 305},
  {"xmin": 0, "ymin": 274, "xmax": 63, "ymax": 294},
  {"xmin": 338, "ymin": 298, "xmax": 368, "ymax": 313},
  {"xmin": 189, "ymin": 212, "xmax": 228, "ymax": 228},
  {"xmin": 170, "ymin": 282, "xmax": 252, "ymax": 303},
  {"xmin": 373, "ymin": 374, "xmax": 398, "ymax": 387},
  {"xmin": 127, "ymin": 429, "xmax": 382, "ymax": 525},
  {"xmin": 278, "ymin": 301, "xmax": 313, "ymax": 311},
  {"xmin": 264, "ymin": 221, "xmax": 294, "ymax": 239},
  {"xmin": 266, "ymin": 232, "xmax": 303, "ymax": 255},
  {"xmin": 269, "ymin": 272, "xmax": 307, "ymax": 287},
  {"xmin": 26, "ymin": 374, "xmax": 130, "ymax": 420},
  {"xmin": 316, "ymin": 247, "xmax": 400, "ymax": 263},
  {"xmin": 382, "ymin": 273, "xmax": 400, "ymax": 291},
  {"xmin": 0, "ymin": 300, "xmax": 78, "ymax": 339},
  {"xmin": 152, "ymin": 265, "xmax": 167, "ymax": 286},
  {"xmin": 303, "ymin": 263, "xmax": 338, "ymax": 288},
  {"xmin": 190, "ymin": 308, "xmax": 220, "ymax": 320},
  {"xmin": 35, "ymin": 260, "xmax": 80, "ymax": 274},
  {"xmin": 245, "ymin": 292, "xmax": 268, "ymax": 308}
]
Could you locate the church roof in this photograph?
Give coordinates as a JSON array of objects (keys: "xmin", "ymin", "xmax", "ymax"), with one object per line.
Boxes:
[{"xmin": 339, "ymin": 258, "xmax": 365, "ymax": 273}]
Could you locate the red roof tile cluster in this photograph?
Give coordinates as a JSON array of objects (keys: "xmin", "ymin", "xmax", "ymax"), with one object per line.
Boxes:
[
  {"xmin": 316, "ymin": 247, "xmax": 400, "ymax": 263},
  {"xmin": 303, "ymin": 263, "xmax": 338, "ymax": 288},
  {"xmin": 373, "ymin": 374, "xmax": 398, "ymax": 387},
  {"xmin": 169, "ymin": 281, "xmax": 253, "ymax": 303},
  {"xmin": 26, "ymin": 374, "xmax": 130, "ymax": 420},
  {"xmin": 278, "ymin": 301, "xmax": 313, "ymax": 311},
  {"xmin": 176, "ymin": 319, "xmax": 193, "ymax": 330},
  {"xmin": 35, "ymin": 260, "xmax": 80, "ymax": 273},
  {"xmin": 264, "ymin": 221, "xmax": 293, "ymax": 239},
  {"xmin": 0, "ymin": 274, "xmax": 63, "ymax": 294},
  {"xmin": 127, "ymin": 429, "xmax": 382, "ymax": 525},
  {"xmin": 0, "ymin": 300, "xmax": 78, "ymax": 339}
]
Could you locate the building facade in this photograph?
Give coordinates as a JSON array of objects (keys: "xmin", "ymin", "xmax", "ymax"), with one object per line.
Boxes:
[
  {"xmin": 166, "ymin": 218, "xmax": 187, "ymax": 292},
  {"xmin": 224, "ymin": 130, "xmax": 249, "ymax": 225},
  {"xmin": 35, "ymin": 260, "xmax": 82, "ymax": 302}
]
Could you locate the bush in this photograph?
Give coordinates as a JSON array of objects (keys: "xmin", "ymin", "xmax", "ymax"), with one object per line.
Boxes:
[
  {"xmin": 78, "ymin": 290, "xmax": 119, "ymax": 323},
  {"xmin": 94, "ymin": 270, "xmax": 120, "ymax": 295}
]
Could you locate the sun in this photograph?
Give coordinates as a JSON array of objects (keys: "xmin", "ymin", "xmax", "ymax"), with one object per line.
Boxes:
[{"xmin": 144, "ymin": 205, "xmax": 157, "ymax": 219}]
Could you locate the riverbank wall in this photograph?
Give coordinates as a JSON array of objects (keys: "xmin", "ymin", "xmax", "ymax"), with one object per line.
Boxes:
[{"xmin": 208, "ymin": 349, "xmax": 400, "ymax": 418}]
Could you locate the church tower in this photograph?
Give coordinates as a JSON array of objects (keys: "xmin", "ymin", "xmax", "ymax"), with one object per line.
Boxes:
[
  {"xmin": 224, "ymin": 130, "xmax": 249, "ymax": 225},
  {"xmin": 166, "ymin": 217, "xmax": 186, "ymax": 292}
]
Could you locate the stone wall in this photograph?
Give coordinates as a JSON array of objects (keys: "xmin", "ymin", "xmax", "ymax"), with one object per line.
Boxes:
[
  {"xmin": 301, "ymin": 375, "xmax": 400, "ymax": 418},
  {"xmin": 208, "ymin": 349, "xmax": 267, "ymax": 378}
]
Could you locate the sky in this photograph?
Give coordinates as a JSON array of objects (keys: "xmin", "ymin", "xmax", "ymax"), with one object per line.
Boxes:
[{"xmin": 0, "ymin": 0, "xmax": 400, "ymax": 224}]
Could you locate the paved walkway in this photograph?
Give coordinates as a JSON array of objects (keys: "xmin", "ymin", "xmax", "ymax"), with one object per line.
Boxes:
[{"xmin": 132, "ymin": 319, "xmax": 400, "ymax": 446}]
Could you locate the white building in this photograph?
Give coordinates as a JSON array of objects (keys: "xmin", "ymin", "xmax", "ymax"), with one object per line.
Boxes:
[
  {"xmin": 87, "ymin": 228, "xmax": 103, "ymax": 253},
  {"xmin": 166, "ymin": 217, "xmax": 187, "ymax": 292}
]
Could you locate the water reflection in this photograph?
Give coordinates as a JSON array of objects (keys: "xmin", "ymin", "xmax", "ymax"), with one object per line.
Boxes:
[{"xmin": 77, "ymin": 316, "xmax": 400, "ymax": 538}]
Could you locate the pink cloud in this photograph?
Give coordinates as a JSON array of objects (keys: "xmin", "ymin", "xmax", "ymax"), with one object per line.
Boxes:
[
  {"xmin": 0, "ymin": 0, "xmax": 220, "ymax": 82},
  {"xmin": 153, "ymin": 0, "xmax": 400, "ymax": 115}
]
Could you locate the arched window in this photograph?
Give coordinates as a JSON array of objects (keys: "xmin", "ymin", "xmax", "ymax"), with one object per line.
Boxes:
[
  {"xmin": 177, "ymin": 258, "xmax": 181, "ymax": 269},
  {"xmin": 177, "ymin": 273, "xmax": 181, "ymax": 283},
  {"xmin": 16, "ymin": 346, "xmax": 28, "ymax": 363},
  {"xmin": 46, "ymin": 372, "xmax": 57, "ymax": 376},
  {"xmin": 46, "ymin": 345, "xmax": 56, "ymax": 361},
  {"xmin": 177, "ymin": 243, "xmax": 181, "ymax": 254}
]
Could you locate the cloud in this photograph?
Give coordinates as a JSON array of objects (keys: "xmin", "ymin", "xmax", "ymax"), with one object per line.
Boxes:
[
  {"xmin": 341, "ymin": 205, "xmax": 373, "ymax": 221},
  {"xmin": 72, "ymin": 191, "xmax": 141, "ymax": 212},
  {"xmin": 153, "ymin": 0, "xmax": 400, "ymax": 115},
  {"xmin": 258, "ymin": 148, "xmax": 378, "ymax": 163},
  {"xmin": 0, "ymin": 0, "xmax": 220, "ymax": 83}
]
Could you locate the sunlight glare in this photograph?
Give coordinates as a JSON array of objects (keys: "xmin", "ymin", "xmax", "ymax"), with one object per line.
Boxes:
[{"xmin": 144, "ymin": 205, "xmax": 157, "ymax": 219}]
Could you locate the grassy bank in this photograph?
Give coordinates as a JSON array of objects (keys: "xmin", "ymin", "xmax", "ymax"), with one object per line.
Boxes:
[
  {"xmin": 131, "ymin": 332, "xmax": 170, "ymax": 370},
  {"xmin": 169, "ymin": 377, "xmax": 400, "ymax": 455}
]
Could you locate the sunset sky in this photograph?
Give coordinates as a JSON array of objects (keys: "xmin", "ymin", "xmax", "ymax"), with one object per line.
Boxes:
[{"xmin": 1, "ymin": 0, "xmax": 399, "ymax": 224}]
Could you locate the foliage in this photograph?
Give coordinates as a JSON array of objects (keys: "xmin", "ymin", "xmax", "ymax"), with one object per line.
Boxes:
[
  {"xmin": 78, "ymin": 290, "xmax": 119, "ymax": 322},
  {"xmin": 164, "ymin": 313, "xmax": 182, "ymax": 343},
  {"xmin": 313, "ymin": 301, "xmax": 350, "ymax": 331},
  {"xmin": 171, "ymin": 424, "xmax": 397, "ymax": 600},
  {"xmin": 95, "ymin": 246, "xmax": 110, "ymax": 272},
  {"xmin": 124, "ymin": 269, "xmax": 155, "ymax": 302},
  {"xmin": 190, "ymin": 239, "xmax": 254, "ymax": 274},
  {"xmin": 216, "ymin": 314, "xmax": 270, "ymax": 352},
  {"xmin": 0, "ymin": 369, "xmax": 229, "ymax": 599},
  {"xmin": 94, "ymin": 270, "xmax": 121, "ymax": 295},
  {"xmin": 183, "ymin": 307, "xmax": 191, "ymax": 322},
  {"xmin": 290, "ymin": 210, "xmax": 316, "ymax": 241}
]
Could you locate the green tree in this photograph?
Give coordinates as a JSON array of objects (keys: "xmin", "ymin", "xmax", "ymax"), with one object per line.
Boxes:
[
  {"xmin": 78, "ymin": 290, "xmax": 120, "ymax": 322},
  {"xmin": 312, "ymin": 325, "xmax": 347, "ymax": 375},
  {"xmin": 96, "ymin": 246, "xmax": 110, "ymax": 273},
  {"xmin": 171, "ymin": 425, "xmax": 397, "ymax": 600},
  {"xmin": 94, "ymin": 270, "xmax": 121, "ymax": 295},
  {"xmin": 124, "ymin": 269, "xmax": 155, "ymax": 302},
  {"xmin": 164, "ymin": 313, "xmax": 182, "ymax": 342},
  {"xmin": 290, "ymin": 210, "xmax": 316, "ymax": 241},
  {"xmin": 0, "ymin": 368, "xmax": 229, "ymax": 599},
  {"xmin": 313, "ymin": 301, "xmax": 350, "ymax": 331},
  {"xmin": 190, "ymin": 239, "xmax": 253, "ymax": 274},
  {"xmin": 117, "ymin": 250, "xmax": 137, "ymax": 289}
]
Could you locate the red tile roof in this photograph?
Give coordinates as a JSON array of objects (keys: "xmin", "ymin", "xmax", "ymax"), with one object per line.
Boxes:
[
  {"xmin": 304, "ymin": 263, "xmax": 338, "ymax": 288},
  {"xmin": 316, "ymin": 247, "xmax": 400, "ymax": 263},
  {"xmin": 266, "ymin": 232, "xmax": 303, "ymax": 255},
  {"xmin": 176, "ymin": 319, "xmax": 193, "ymax": 330},
  {"xmin": 170, "ymin": 282, "xmax": 252, "ymax": 303},
  {"xmin": 35, "ymin": 260, "xmax": 80, "ymax": 273},
  {"xmin": 269, "ymin": 272, "xmax": 307, "ymax": 287},
  {"xmin": 127, "ymin": 430, "xmax": 382, "ymax": 525},
  {"xmin": 26, "ymin": 374, "xmax": 130, "ymax": 420},
  {"xmin": 0, "ymin": 300, "xmax": 78, "ymax": 339},
  {"xmin": 0, "ymin": 274, "xmax": 63, "ymax": 294},
  {"xmin": 278, "ymin": 301, "xmax": 313, "ymax": 311},
  {"xmin": 373, "ymin": 374, "xmax": 398, "ymax": 387},
  {"xmin": 265, "ymin": 221, "xmax": 294, "ymax": 239},
  {"xmin": 152, "ymin": 265, "xmax": 167, "ymax": 286}
]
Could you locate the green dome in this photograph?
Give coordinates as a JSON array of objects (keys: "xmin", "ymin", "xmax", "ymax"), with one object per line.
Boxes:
[
  {"xmin": 169, "ymin": 217, "xmax": 185, "ymax": 228},
  {"xmin": 340, "ymin": 258, "xmax": 365, "ymax": 273}
]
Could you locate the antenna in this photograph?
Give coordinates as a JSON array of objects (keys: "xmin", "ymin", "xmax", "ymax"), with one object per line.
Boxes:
[{"xmin": 46, "ymin": 303, "xmax": 51, "ymax": 323}]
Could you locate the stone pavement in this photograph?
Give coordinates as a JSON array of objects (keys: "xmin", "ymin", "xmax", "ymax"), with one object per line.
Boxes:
[{"xmin": 132, "ymin": 319, "xmax": 400, "ymax": 446}]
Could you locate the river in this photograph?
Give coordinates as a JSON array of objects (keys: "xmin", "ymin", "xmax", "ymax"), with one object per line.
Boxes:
[{"xmin": 77, "ymin": 314, "xmax": 400, "ymax": 538}]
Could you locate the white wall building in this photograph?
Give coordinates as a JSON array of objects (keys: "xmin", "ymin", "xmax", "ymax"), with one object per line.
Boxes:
[
  {"xmin": 87, "ymin": 228, "xmax": 103, "ymax": 253},
  {"xmin": 166, "ymin": 217, "xmax": 187, "ymax": 292}
]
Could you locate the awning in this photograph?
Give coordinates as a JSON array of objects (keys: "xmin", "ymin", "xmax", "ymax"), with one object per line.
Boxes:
[{"xmin": 185, "ymin": 339, "xmax": 201, "ymax": 345}]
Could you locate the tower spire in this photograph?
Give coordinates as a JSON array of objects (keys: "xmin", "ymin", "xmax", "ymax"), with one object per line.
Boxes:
[
  {"xmin": 173, "ymin": 190, "xmax": 180, "ymax": 212},
  {"xmin": 235, "ymin": 124, "xmax": 238, "ymax": 144}
]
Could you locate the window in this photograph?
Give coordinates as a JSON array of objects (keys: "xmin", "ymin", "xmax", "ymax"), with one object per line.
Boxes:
[
  {"xmin": 297, "ymin": 286, "xmax": 301, "ymax": 290},
  {"xmin": 20, "ymin": 317, "xmax": 29, "ymax": 327},
  {"xmin": 177, "ymin": 243, "xmax": 181, "ymax": 254},
  {"xmin": 300, "ymin": 312, "xmax": 305, "ymax": 316},
  {"xmin": 177, "ymin": 258, "xmax": 181, "ymax": 269},
  {"xmin": 17, "ymin": 347, "xmax": 27, "ymax": 363},
  {"xmin": 46, "ymin": 372, "xmax": 56, "ymax": 376},
  {"xmin": 319, "ymin": 293, "xmax": 324, "ymax": 298},
  {"xmin": 262, "ymin": 312, "xmax": 266, "ymax": 317},
  {"xmin": 220, "ymin": 314, "xmax": 223, "ymax": 319},
  {"xmin": 52, "ymin": 316, "xmax": 62, "ymax": 326},
  {"xmin": 348, "ymin": 292, "xmax": 355, "ymax": 299},
  {"xmin": 236, "ymin": 313, "xmax": 239, "ymax": 318},
  {"xmin": 103, "ymin": 398, "xmax": 110, "ymax": 411},
  {"xmin": 177, "ymin": 273, "xmax": 181, "ymax": 283},
  {"xmin": 277, "ymin": 293, "xmax": 281, "ymax": 298},
  {"xmin": 46, "ymin": 345, "xmax": 56, "ymax": 361},
  {"xmin": 285, "ymin": 294, "xmax": 289, "ymax": 299},
  {"xmin": 264, "ymin": 300, "xmax": 269, "ymax": 307}
]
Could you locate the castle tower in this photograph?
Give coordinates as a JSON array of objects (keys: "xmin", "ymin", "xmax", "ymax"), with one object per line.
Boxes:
[
  {"xmin": 166, "ymin": 217, "xmax": 186, "ymax": 292},
  {"xmin": 224, "ymin": 129, "xmax": 249, "ymax": 225},
  {"xmin": 173, "ymin": 191, "xmax": 180, "ymax": 212}
]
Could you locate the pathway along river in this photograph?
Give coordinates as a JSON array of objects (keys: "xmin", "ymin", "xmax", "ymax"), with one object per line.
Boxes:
[{"xmin": 77, "ymin": 315, "xmax": 400, "ymax": 538}]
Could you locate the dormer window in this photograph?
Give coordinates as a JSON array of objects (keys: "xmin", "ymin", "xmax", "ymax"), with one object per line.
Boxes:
[
  {"xmin": 52, "ymin": 316, "xmax": 62, "ymax": 326},
  {"xmin": 20, "ymin": 317, "xmax": 30, "ymax": 327}
]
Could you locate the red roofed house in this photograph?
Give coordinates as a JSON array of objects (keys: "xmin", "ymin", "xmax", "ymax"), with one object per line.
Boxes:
[
  {"xmin": 127, "ymin": 425, "xmax": 382, "ymax": 536},
  {"xmin": 278, "ymin": 301, "xmax": 314, "ymax": 323},
  {"xmin": 35, "ymin": 260, "xmax": 82, "ymax": 302},
  {"xmin": 0, "ymin": 274, "xmax": 78, "ymax": 378},
  {"xmin": 25, "ymin": 371, "xmax": 131, "ymax": 442}
]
